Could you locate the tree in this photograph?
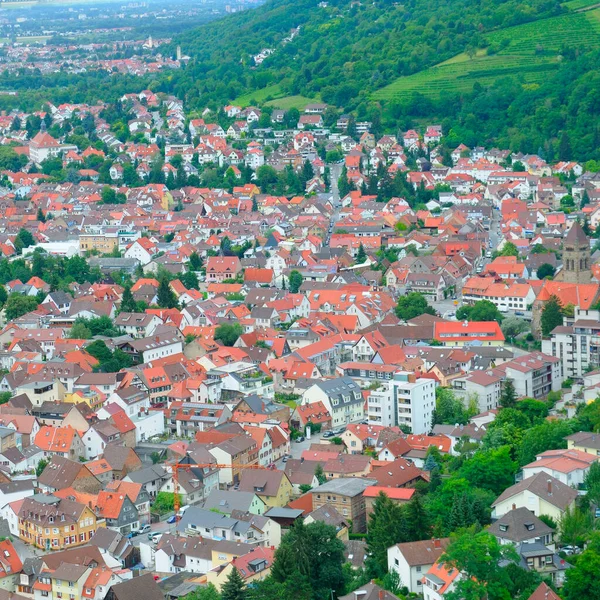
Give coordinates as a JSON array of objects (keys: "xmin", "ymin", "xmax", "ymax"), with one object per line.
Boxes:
[
  {"xmin": 36, "ymin": 458, "xmax": 49, "ymax": 477},
  {"xmin": 366, "ymin": 492, "xmax": 408, "ymax": 577},
  {"xmin": 537, "ymin": 263, "xmax": 555, "ymax": 279},
  {"xmin": 288, "ymin": 270, "xmax": 303, "ymax": 294},
  {"xmin": 119, "ymin": 286, "xmax": 137, "ymax": 314},
  {"xmin": 441, "ymin": 529, "xmax": 518, "ymax": 600},
  {"xmin": 69, "ymin": 322, "xmax": 92, "ymax": 339},
  {"xmin": 221, "ymin": 567, "xmax": 247, "ymax": 600},
  {"xmin": 563, "ymin": 549, "xmax": 600, "ymax": 600},
  {"xmin": 559, "ymin": 131, "xmax": 573, "ymax": 161},
  {"xmin": 541, "ymin": 295, "xmax": 564, "ymax": 337},
  {"xmin": 189, "ymin": 251, "xmax": 203, "ymax": 271},
  {"xmin": 435, "ymin": 388, "xmax": 469, "ymax": 425},
  {"xmin": 458, "ymin": 446, "xmax": 517, "ymax": 495},
  {"xmin": 314, "ymin": 463, "xmax": 326, "ymax": 485},
  {"xmin": 559, "ymin": 506, "xmax": 595, "ymax": 548},
  {"xmin": 498, "ymin": 241, "xmax": 519, "ymax": 257},
  {"xmin": 151, "ymin": 492, "xmax": 180, "ymax": 515},
  {"xmin": 183, "ymin": 584, "xmax": 221, "ymax": 600},
  {"xmin": 500, "ymin": 379, "xmax": 517, "ymax": 409},
  {"xmin": 356, "ymin": 243, "xmax": 367, "ymax": 264},
  {"xmin": 517, "ymin": 420, "xmax": 572, "ymax": 466},
  {"xmin": 101, "ymin": 186, "xmax": 117, "ymax": 204},
  {"xmin": 157, "ymin": 277, "xmax": 178, "ymax": 309},
  {"xmin": 395, "ymin": 292, "xmax": 436, "ymax": 320},
  {"xmin": 14, "ymin": 229, "xmax": 36, "ymax": 254},
  {"xmin": 37, "ymin": 208, "xmax": 46, "ymax": 223},
  {"xmin": 4, "ymin": 294, "xmax": 39, "ymax": 320},
  {"xmin": 501, "ymin": 316, "xmax": 529, "ymax": 340},
  {"xmin": 181, "ymin": 270, "xmax": 200, "ymax": 290},
  {"xmin": 215, "ymin": 322, "xmax": 243, "ymax": 346},
  {"xmin": 456, "ymin": 299, "xmax": 503, "ymax": 323}
]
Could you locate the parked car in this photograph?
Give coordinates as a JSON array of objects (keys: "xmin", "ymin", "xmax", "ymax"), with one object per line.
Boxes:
[
  {"xmin": 282, "ymin": 456, "xmax": 289, "ymax": 463},
  {"xmin": 167, "ymin": 515, "xmax": 178, "ymax": 524},
  {"xmin": 322, "ymin": 430, "xmax": 334, "ymax": 438},
  {"xmin": 148, "ymin": 532, "xmax": 162, "ymax": 542},
  {"xmin": 138, "ymin": 524, "xmax": 151, "ymax": 535},
  {"xmin": 295, "ymin": 436, "xmax": 305, "ymax": 443},
  {"xmin": 126, "ymin": 531, "xmax": 138, "ymax": 539}
]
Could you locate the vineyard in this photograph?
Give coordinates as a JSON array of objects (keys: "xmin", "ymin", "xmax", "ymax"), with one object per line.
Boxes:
[{"xmin": 373, "ymin": 6, "xmax": 600, "ymax": 100}]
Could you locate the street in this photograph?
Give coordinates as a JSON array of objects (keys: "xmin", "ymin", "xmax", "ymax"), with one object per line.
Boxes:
[{"xmin": 130, "ymin": 519, "xmax": 173, "ymax": 547}]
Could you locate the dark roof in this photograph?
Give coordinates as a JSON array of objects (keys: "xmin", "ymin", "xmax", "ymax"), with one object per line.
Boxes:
[
  {"xmin": 564, "ymin": 221, "xmax": 588, "ymax": 245},
  {"xmin": 488, "ymin": 507, "xmax": 554, "ymax": 543},
  {"xmin": 108, "ymin": 573, "xmax": 164, "ymax": 600},
  {"xmin": 493, "ymin": 472, "xmax": 578, "ymax": 511},
  {"xmin": 339, "ymin": 583, "xmax": 400, "ymax": 600}
]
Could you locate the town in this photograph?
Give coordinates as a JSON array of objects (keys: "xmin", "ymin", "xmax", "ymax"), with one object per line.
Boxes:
[{"xmin": 0, "ymin": 89, "xmax": 595, "ymax": 600}]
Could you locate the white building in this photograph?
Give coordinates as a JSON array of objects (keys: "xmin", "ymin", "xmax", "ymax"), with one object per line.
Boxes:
[
  {"xmin": 301, "ymin": 376, "xmax": 365, "ymax": 427},
  {"xmin": 367, "ymin": 372, "xmax": 436, "ymax": 434},
  {"xmin": 452, "ymin": 370, "xmax": 503, "ymax": 413},
  {"xmin": 495, "ymin": 352, "xmax": 563, "ymax": 399},
  {"xmin": 387, "ymin": 538, "xmax": 450, "ymax": 594}
]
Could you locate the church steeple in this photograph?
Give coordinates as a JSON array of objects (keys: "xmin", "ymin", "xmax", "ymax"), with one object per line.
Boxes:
[{"xmin": 558, "ymin": 221, "xmax": 591, "ymax": 284}]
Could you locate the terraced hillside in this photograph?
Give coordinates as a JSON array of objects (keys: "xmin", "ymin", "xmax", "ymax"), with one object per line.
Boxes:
[{"xmin": 374, "ymin": 6, "xmax": 600, "ymax": 100}]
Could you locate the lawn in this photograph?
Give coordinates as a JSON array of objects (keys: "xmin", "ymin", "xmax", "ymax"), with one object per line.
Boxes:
[
  {"xmin": 373, "ymin": 8, "xmax": 600, "ymax": 100},
  {"xmin": 562, "ymin": 0, "xmax": 600, "ymax": 10},
  {"xmin": 233, "ymin": 84, "xmax": 283, "ymax": 107},
  {"xmin": 265, "ymin": 95, "xmax": 318, "ymax": 110}
]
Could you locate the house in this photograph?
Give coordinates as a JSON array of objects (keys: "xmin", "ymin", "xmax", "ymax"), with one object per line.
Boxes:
[
  {"xmin": 105, "ymin": 573, "xmax": 164, "ymax": 600},
  {"xmin": 96, "ymin": 489, "xmax": 140, "ymax": 535},
  {"xmin": 387, "ymin": 538, "xmax": 450, "ymax": 594},
  {"xmin": 100, "ymin": 444, "xmax": 143, "ymax": 479},
  {"xmin": 35, "ymin": 426, "xmax": 85, "ymax": 461},
  {"xmin": 290, "ymin": 402, "xmax": 332, "ymax": 432},
  {"xmin": 124, "ymin": 464, "xmax": 170, "ymax": 500},
  {"xmin": 237, "ymin": 470, "xmax": 293, "ymax": 508},
  {"xmin": 208, "ymin": 435, "xmax": 259, "ymax": 486},
  {"xmin": 302, "ymin": 377, "xmax": 365, "ymax": 428},
  {"xmin": 114, "ymin": 313, "xmax": 162, "ymax": 338},
  {"xmin": 527, "ymin": 583, "xmax": 561, "ymax": 600},
  {"xmin": 124, "ymin": 238, "xmax": 158, "ymax": 266},
  {"xmin": 422, "ymin": 560, "xmax": 461, "ymax": 600},
  {"xmin": 311, "ymin": 478, "xmax": 376, "ymax": 533},
  {"xmin": 492, "ymin": 472, "xmax": 578, "ymax": 521},
  {"xmin": 0, "ymin": 539, "xmax": 22, "ymax": 591},
  {"xmin": 206, "ymin": 545, "xmax": 274, "ymax": 591},
  {"xmin": 488, "ymin": 507, "xmax": 555, "ymax": 550},
  {"xmin": 202, "ymin": 489, "xmax": 266, "ymax": 516},
  {"xmin": 37, "ymin": 455, "xmax": 102, "ymax": 494},
  {"xmin": 206, "ymin": 257, "xmax": 242, "ymax": 283},
  {"xmin": 18, "ymin": 494, "xmax": 97, "ymax": 550},
  {"xmin": 339, "ymin": 582, "xmax": 400, "ymax": 600},
  {"xmin": 566, "ymin": 431, "xmax": 600, "ymax": 455},
  {"xmin": 433, "ymin": 321, "xmax": 505, "ymax": 347},
  {"xmin": 521, "ymin": 449, "xmax": 596, "ymax": 487}
]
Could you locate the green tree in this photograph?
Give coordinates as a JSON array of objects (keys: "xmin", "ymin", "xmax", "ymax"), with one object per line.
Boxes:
[
  {"xmin": 356, "ymin": 243, "xmax": 367, "ymax": 264},
  {"xmin": 221, "ymin": 568, "xmax": 247, "ymax": 600},
  {"xmin": 36, "ymin": 458, "xmax": 49, "ymax": 477},
  {"xmin": 288, "ymin": 270, "xmax": 303, "ymax": 294},
  {"xmin": 501, "ymin": 317, "xmax": 529, "ymax": 340},
  {"xmin": 37, "ymin": 208, "xmax": 46, "ymax": 223},
  {"xmin": 189, "ymin": 251, "xmax": 203, "ymax": 271},
  {"xmin": 559, "ymin": 506, "xmax": 595, "ymax": 548},
  {"xmin": 498, "ymin": 242, "xmax": 519, "ymax": 257},
  {"xmin": 435, "ymin": 388, "xmax": 469, "ymax": 425},
  {"xmin": 181, "ymin": 270, "xmax": 200, "ymax": 291},
  {"xmin": 563, "ymin": 549, "xmax": 600, "ymax": 600},
  {"xmin": 458, "ymin": 446, "xmax": 517, "ymax": 495},
  {"xmin": 183, "ymin": 584, "xmax": 221, "ymax": 600},
  {"xmin": 500, "ymin": 379, "xmax": 517, "ymax": 409},
  {"xmin": 151, "ymin": 492, "xmax": 180, "ymax": 515},
  {"xmin": 69, "ymin": 322, "xmax": 92, "ymax": 339},
  {"xmin": 101, "ymin": 186, "xmax": 117, "ymax": 204},
  {"xmin": 215, "ymin": 322, "xmax": 243, "ymax": 346},
  {"xmin": 395, "ymin": 292, "xmax": 436, "ymax": 320},
  {"xmin": 441, "ymin": 529, "xmax": 519, "ymax": 600},
  {"xmin": 314, "ymin": 463, "xmax": 326, "ymax": 485},
  {"xmin": 537, "ymin": 263, "xmax": 555, "ymax": 279},
  {"xmin": 157, "ymin": 277, "xmax": 178, "ymax": 309},
  {"xmin": 4, "ymin": 294, "xmax": 39, "ymax": 320},
  {"xmin": 119, "ymin": 286, "xmax": 137, "ymax": 314},
  {"xmin": 366, "ymin": 492, "xmax": 409, "ymax": 577},
  {"xmin": 517, "ymin": 420, "xmax": 572, "ymax": 466},
  {"xmin": 14, "ymin": 229, "xmax": 36, "ymax": 254},
  {"xmin": 541, "ymin": 295, "xmax": 564, "ymax": 337},
  {"xmin": 456, "ymin": 299, "xmax": 504, "ymax": 323}
]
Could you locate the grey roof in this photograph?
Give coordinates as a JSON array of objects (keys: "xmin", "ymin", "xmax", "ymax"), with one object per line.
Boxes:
[
  {"xmin": 263, "ymin": 507, "xmax": 304, "ymax": 519},
  {"xmin": 311, "ymin": 477, "xmax": 377, "ymax": 497},
  {"xmin": 488, "ymin": 507, "xmax": 554, "ymax": 543},
  {"xmin": 124, "ymin": 464, "xmax": 168, "ymax": 485},
  {"xmin": 493, "ymin": 472, "xmax": 578, "ymax": 511},
  {"xmin": 176, "ymin": 507, "xmax": 238, "ymax": 534},
  {"xmin": 202, "ymin": 490, "xmax": 261, "ymax": 514},
  {"xmin": 108, "ymin": 573, "xmax": 164, "ymax": 600},
  {"xmin": 311, "ymin": 376, "xmax": 363, "ymax": 404}
]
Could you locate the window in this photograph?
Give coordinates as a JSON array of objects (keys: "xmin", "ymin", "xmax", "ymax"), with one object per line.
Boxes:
[{"xmin": 416, "ymin": 566, "xmax": 421, "ymax": 572}]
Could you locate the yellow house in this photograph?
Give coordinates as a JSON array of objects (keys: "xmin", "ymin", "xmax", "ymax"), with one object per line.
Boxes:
[
  {"xmin": 51, "ymin": 563, "xmax": 91, "ymax": 600},
  {"xmin": 18, "ymin": 496, "xmax": 97, "ymax": 551},
  {"xmin": 206, "ymin": 547, "xmax": 274, "ymax": 591},
  {"xmin": 64, "ymin": 390, "xmax": 104, "ymax": 412},
  {"xmin": 566, "ymin": 432, "xmax": 600, "ymax": 456},
  {"xmin": 237, "ymin": 470, "xmax": 293, "ymax": 508}
]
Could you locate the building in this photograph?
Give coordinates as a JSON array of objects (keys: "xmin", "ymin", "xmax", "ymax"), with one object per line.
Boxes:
[
  {"xmin": 542, "ymin": 307, "xmax": 600, "ymax": 377},
  {"xmin": 339, "ymin": 583, "xmax": 400, "ymax": 600},
  {"xmin": 491, "ymin": 472, "xmax": 578, "ymax": 521},
  {"xmin": 433, "ymin": 321, "xmax": 505, "ymax": 347},
  {"xmin": 18, "ymin": 494, "xmax": 97, "ymax": 550},
  {"xmin": 310, "ymin": 478, "xmax": 376, "ymax": 533},
  {"xmin": 387, "ymin": 538, "xmax": 450, "ymax": 594},
  {"xmin": 302, "ymin": 377, "xmax": 365, "ymax": 427},
  {"xmin": 452, "ymin": 370, "xmax": 503, "ymax": 413},
  {"xmin": 367, "ymin": 372, "xmax": 436, "ymax": 434},
  {"xmin": 521, "ymin": 449, "xmax": 596, "ymax": 487},
  {"xmin": 495, "ymin": 352, "xmax": 563, "ymax": 399},
  {"xmin": 488, "ymin": 507, "xmax": 555, "ymax": 550},
  {"xmin": 422, "ymin": 560, "xmax": 461, "ymax": 600},
  {"xmin": 555, "ymin": 222, "xmax": 591, "ymax": 284}
]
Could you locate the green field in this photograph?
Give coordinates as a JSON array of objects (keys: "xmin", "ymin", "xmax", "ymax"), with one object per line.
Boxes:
[
  {"xmin": 562, "ymin": 0, "xmax": 600, "ymax": 10},
  {"xmin": 374, "ymin": 8, "xmax": 600, "ymax": 100},
  {"xmin": 265, "ymin": 95, "xmax": 318, "ymax": 110},
  {"xmin": 233, "ymin": 84, "xmax": 283, "ymax": 107}
]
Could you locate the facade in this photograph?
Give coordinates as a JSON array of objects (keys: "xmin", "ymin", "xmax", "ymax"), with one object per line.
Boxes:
[
  {"xmin": 367, "ymin": 372, "xmax": 436, "ymax": 434},
  {"xmin": 496, "ymin": 352, "xmax": 563, "ymax": 399},
  {"xmin": 555, "ymin": 222, "xmax": 591, "ymax": 284},
  {"xmin": 302, "ymin": 377, "xmax": 365, "ymax": 427}
]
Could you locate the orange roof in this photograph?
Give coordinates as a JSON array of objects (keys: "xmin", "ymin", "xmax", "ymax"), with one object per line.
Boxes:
[
  {"xmin": 96, "ymin": 490, "xmax": 127, "ymax": 519},
  {"xmin": 0, "ymin": 539, "xmax": 22, "ymax": 577},
  {"xmin": 244, "ymin": 268, "xmax": 273, "ymax": 284},
  {"xmin": 434, "ymin": 321, "xmax": 504, "ymax": 342},
  {"xmin": 536, "ymin": 280, "xmax": 600, "ymax": 311},
  {"xmin": 105, "ymin": 480, "xmax": 143, "ymax": 503},
  {"xmin": 35, "ymin": 426, "xmax": 79, "ymax": 452},
  {"xmin": 363, "ymin": 486, "xmax": 416, "ymax": 500},
  {"xmin": 131, "ymin": 278, "xmax": 159, "ymax": 292}
]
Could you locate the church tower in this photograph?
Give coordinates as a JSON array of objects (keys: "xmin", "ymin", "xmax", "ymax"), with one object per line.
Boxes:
[{"xmin": 557, "ymin": 221, "xmax": 591, "ymax": 284}]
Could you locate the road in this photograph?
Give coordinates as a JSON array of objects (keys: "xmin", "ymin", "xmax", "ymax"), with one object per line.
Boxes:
[
  {"xmin": 130, "ymin": 519, "xmax": 174, "ymax": 547},
  {"xmin": 326, "ymin": 162, "xmax": 343, "ymax": 245}
]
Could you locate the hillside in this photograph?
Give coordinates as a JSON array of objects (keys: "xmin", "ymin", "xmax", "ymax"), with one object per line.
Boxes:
[{"xmin": 169, "ymin": 0, "xmax": 566, "ymax": 110}]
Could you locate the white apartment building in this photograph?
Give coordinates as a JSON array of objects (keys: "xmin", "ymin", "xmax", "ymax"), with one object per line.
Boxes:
[
  {"xmin": 542, "ymin": 307, "xmax": 600, "ymax": 378},
  {"xmin": 367, "ymin": 372, "xmax": 436, "ymax": 434},
  {"xmin": 495, "ymin": 352, "xmax": 563, "ymax": 398}
]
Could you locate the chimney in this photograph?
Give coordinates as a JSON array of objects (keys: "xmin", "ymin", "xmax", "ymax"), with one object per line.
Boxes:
[
  {"xmin": 378, "ymin": 591, "xmax": 385, "ymax": 600},
  {"xmin": 433, "ymin": 538, "xmax": 441, "ymax": 549},
  {"xmin": 512, "ymin": 503, "xmax": 516, "ymax": 511},
  {"xmin": 547, "ymin": 479, "xmax": 552, "ymax": 495}
]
